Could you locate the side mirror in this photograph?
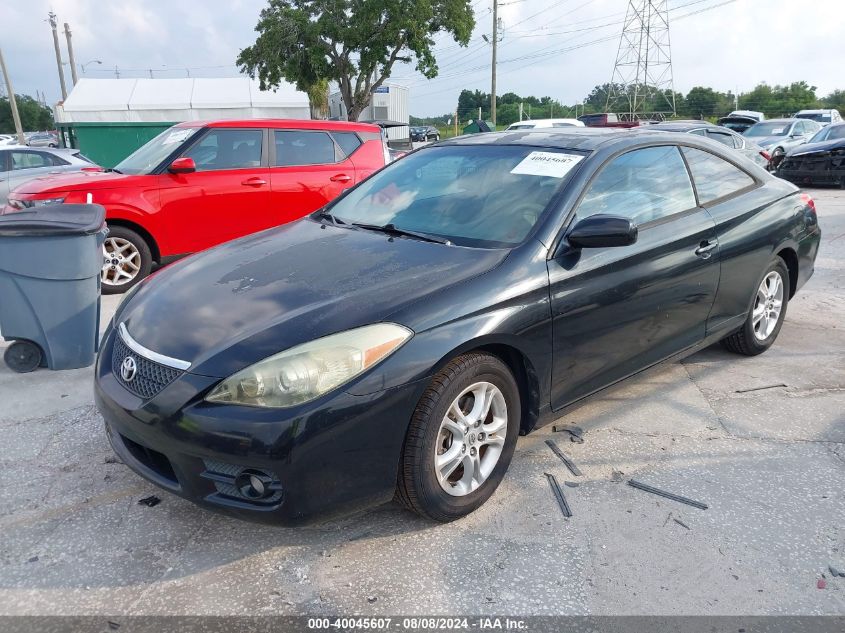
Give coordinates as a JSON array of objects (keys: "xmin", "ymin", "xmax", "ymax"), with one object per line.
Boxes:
[
  {"xmin": 168, "ymin": 157, "xmax": 196, "ymax": 174},
  {"xmin": 567, "ymin": 214, "xmax": 638, "ymax": 249}
]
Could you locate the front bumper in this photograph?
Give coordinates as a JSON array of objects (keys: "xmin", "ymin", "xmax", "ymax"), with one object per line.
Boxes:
[{"xmin": 95, "ymin": 323, "xmax": 427, "ymax": 525}]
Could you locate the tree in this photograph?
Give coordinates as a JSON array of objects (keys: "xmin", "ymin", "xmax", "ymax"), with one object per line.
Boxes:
[
  {"xmin": 238, "ymin": 0, "xmax": 475, "ymax": 121},
  {"xmin": 684, "ymin": 86, "xmax": 724, "ymax": 118},
  {"xmin": 0, "ymin": 95, "xmax": 54, "ymax": 134}
]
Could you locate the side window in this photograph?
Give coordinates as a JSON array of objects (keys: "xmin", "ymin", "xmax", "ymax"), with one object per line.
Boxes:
[
  {"xmin": 182, "ymin": 129, "xmax": 263, "ymax": 171},
  {"xmin": 576, "ymin": 146, "xmax": 697, "ymax": 225},
  {"xmin": 681, "ymin": 147, "xmax": 755, "ymax": 204},
  {"xmin": 706, "ymin": 130, "xmax": 736, "ymax": 148},
  {"xmin": 688, "ymin": 129, "xmax": 707, "ymax": 136},
  {"xmin": 10, "ymin": 151, "xmax": 59, "ymax": 170},
  {"xmin": 332, "ymin": 132, "xmax": 362, "ymax": 159},
  {"xmin": 274, "ymin": 131, "xmax": 337, "ymax": 167}
]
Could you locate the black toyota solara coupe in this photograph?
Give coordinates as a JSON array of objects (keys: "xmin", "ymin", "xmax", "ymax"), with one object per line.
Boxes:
[{"xmin": 95, "ymin": 128, "xmax": 821, "ymax": 525}]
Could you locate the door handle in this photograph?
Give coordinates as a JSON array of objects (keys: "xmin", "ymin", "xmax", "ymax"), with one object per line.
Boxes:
[
  {"xmin": 330, "ymin": 174, "xmax": 352, "ymax": 183},
  {"xmin": 694, "ymin": 240, "xmax": 718, "ymax": 259},
  {"xmin": 241, "ymin": 177, "xmax": 266, "ymax": 186}
]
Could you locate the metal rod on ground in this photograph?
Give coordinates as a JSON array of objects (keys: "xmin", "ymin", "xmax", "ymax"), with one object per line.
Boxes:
[
  {"xmin": 544, "ymin": 473, "xmax": 572, "ymax": 517},
  {"xmin": 0, "ymin": 47, "xmax": 26, "ymax": 145},
  {"xmin": 63, "ymin": 22, "xmax": 78, "ymax": 86},
  {"xmin": 48, "ymin": 12, "xmax": 67, "ymax": 100},
  {"xmin": 545, "ymin": 439, "xmax": 583, "ymax": 476},
  {"xmin": 627, "ymin": 479, "xmax": 709, "ymax": 510},
  {"xmin": 490, "ymin": 0, "xmax": 497, "ymax": 127}
]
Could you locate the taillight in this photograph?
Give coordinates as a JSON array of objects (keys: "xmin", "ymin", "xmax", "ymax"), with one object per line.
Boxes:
[
  {"xmin": 760, "ymin": 150, "xmax": 771, "ymax": 161},
  {"xmin": 800, "ymin": 192, "xmax": 816, "ymax": 217}
]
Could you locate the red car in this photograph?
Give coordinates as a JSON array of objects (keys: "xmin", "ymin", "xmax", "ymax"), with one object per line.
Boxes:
[{"xmin": 5, "ymin": 120, "xmax": 388, "ymax": 293}]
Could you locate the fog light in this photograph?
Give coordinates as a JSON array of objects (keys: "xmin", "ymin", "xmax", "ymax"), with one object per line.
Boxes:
[{"xmin": 235, "ymin": 469, "xmax": 274, "ymax": 499}]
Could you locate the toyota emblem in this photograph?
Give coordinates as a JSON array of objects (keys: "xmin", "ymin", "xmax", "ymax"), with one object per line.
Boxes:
[{"xmin": 121, "ymin": 356, "xmax": 138, "ymax": 382}]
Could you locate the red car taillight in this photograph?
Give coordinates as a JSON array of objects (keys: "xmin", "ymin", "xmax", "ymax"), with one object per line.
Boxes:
[
  {"xmin": 760, "ymin": 150, "xmax": 772, "ymax": 162},
  {"xmin": 800, "ymin": 192, "xmax": 817, "ymax": 219}
]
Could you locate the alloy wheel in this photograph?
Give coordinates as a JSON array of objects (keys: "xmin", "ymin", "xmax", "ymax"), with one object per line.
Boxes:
[
  {"xmin": 102, "ymin": 237, "xmax": 142, "ymax": 287},
  {"xmin": 434, "ymin": 381, "xmax": 508, "ymax": 496},
  {"xmin": 752, "ymin": 271, "xmax": 784, "ymax": 341}
]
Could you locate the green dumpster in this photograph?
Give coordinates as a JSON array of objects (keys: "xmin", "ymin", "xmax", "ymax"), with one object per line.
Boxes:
[{"xmin": 56, "ymin": 121, "xmax": 176, "ymax": 169}]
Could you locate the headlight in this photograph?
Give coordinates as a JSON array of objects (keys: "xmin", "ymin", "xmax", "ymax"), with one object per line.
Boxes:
[
  {"xmin": 30, "ymin": 197, "xmax": 66, "ymax": 207},
  {"xmin": 205, "ymin": 323, "xmax": 413, "ymax": 408}
]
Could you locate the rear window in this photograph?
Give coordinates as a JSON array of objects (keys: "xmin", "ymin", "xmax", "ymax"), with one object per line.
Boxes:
[{"xmin": 274, "ymin": 131, "xmax": 337, "ymax": 166}]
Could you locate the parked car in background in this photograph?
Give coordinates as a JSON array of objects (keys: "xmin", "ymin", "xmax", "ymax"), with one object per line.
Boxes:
[
  {"xmin": 577, "ymin": 113, "xmax": 640, "ymax": 128},
  {"xmin": 5, "ymin": 120, "xmax": 387, "ymax": 294},
  {"xmin": 648, "ymin": 120, "xmax": 771, "ymax": 168},
  {"xmin": 794, "ymin": 109, "xmax": 842, "ymax": 127},
  {"xmin": 743, "ymin": 118, "xmax": 821, "ymax": 168},
  {"xmin": 410, "ymin": 126, "xmax": 440, "ymax": 142},
  {"xmin": 0, "ymin": 135, "xmax": 21, "ymax": 146},
  {"xmin": 95, "ymin": 129, "xmax": 819, "ymax": 525},
  {"xmin": 1, "ymin": 147, "xmax": 96, "ymax": 205},
  {"xmin": 505, "ymin": 118, "xmax": 585, "ymax": 131},
  {"xmin": 718, "ymin": 110, "xmax": 765, "ymax": 133},
  {"xmin": 27, "ymin": 132, "xmax": 59, "ymax": 148},
  {"xmin": 777, "ymin": 122, "xmax": 845, "ymax": 188}
]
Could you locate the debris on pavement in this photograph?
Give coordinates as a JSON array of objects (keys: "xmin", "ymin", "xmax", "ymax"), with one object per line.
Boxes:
[
  {"xmin": 611, "ymin": 470, "xmax": 625, "ymax": 483},
  {"xmin": 367, "ymin": 596, "xmax": 378, "ymax": 603},
  {"xmin": 817, "ymin": 578, "xmax": 827, "ymax": 589},
  {"xmin": 107, "ymin": 621, "xmax": 120, "ymax": 630},
  {"xmin": 673, "ymin": 518, "xmax": 691, "ymax": 530},
  {"xmin": 564, "ymin": 481, "xmax": 579, "ymax": 488},
  {"xmin": 545, "ymin": 439, "xmax": 583, "ymax": 476},
  {"xmin": 627, "ymin": 479, "xmax": 708, "ymax": 510},
  {"xmin": 829, "ymin": 564, "xmax": 845, "ymax": 578},
  {"xmin": 27, "ymin": 556, "xmax": 39, "ymax": 563},
  {"xmin": 734, "ymin": 383, "xmax": 787, "ymax": 393},
  {"xmin": 552, "ymin": 424, "xmax": 585, "ymax": 443},
  {"xmin": 104, "ymin": 455, "xmax": 121, "ymax": 464},
  {"xmin": 138, "ymin": 495, "xmax": 161, "ymax": 507},
  {"xmin": 544, "ymin": 472, "xmax": 573, "ymax": 518}
]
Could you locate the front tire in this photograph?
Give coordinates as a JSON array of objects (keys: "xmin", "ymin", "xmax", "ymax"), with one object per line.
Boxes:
[
  {"xmin": 721, "ymin": 258, "xmax": 789, "ymax": 356},
  {"xmin": 397, "ymin": 353, "xmax": 520, "ymax": 522},
  {"xmin": 101, "ymin": 226, "xmax": 152, "ymax": 295}
]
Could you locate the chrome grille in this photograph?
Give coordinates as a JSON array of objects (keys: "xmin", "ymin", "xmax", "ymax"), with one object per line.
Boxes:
[{"xmin": 112, "ymin": 334, "xmax": 182, "ymax": 399}]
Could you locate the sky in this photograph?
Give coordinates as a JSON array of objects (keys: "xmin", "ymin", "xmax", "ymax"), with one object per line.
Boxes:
[{"xmin": 1, "ymin": 0, "xmax": 843, "ymax": 118}]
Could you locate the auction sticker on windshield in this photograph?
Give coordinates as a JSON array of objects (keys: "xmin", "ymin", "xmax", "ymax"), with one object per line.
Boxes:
[
  {"xmin": 163, "ymin": 129, "xmax": 195, "ymax": 145},
  {"xmin": 511, "ymin": 151, "xmax": 584, "ymax": 178}
]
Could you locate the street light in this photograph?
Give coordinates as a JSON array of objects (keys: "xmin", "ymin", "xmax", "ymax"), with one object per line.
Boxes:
[{"xmin": 81, "ymin": 59, "xmax": 102, "ymax": 74}]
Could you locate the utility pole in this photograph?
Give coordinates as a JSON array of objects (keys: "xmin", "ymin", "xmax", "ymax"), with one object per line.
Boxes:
[
  {"xmin": 454, "ymin": 108, "xmax": 458, "ymax": 137},
  {"xmin": 490, "ymin": 0, "xmax": 498, "ymax": 127},
  {"xmin": 48, "ymin": 12, "xmax": 68, "ymax": 100},
  {"xmin": 478, "ymin": 106, "xmax": 481, "ymax": 122},
  {"xmin": 114, "ymin": 65, "xmax": 120, "ymax": 79},
  {"xmin": 0, "ymin": 46, "xmax": 26, "ymax": 145},
  {"xmin": 63, "ymin": 22, "xmax": 78, "ymax": 86}
]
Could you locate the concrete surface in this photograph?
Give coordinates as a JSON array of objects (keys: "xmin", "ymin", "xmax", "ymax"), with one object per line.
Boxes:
[{"xmin": 0, "ymin": 189, "xmax": 843, "ymax": 616}]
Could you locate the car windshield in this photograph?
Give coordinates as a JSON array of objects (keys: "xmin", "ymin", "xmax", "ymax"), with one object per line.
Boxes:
[
  {"xmin": 745, "ymin": 122, "xmax": 791, "ymax": 137},
  {"xmin": 797, "ymin": 113, "xmax": 831, "ymax": 122},
  {"xmin": 809, "ymin": 125, "xmax": 845, "ymax": 143},
  {"xmin": 324, "ymin": 145, "xmax": 583, "ymax": 248},
  {"xmin": 114, "ymin": 126, "xmax": 201, "ymax": 175}
]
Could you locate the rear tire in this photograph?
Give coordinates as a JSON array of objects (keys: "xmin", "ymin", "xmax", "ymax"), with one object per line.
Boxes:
[
  {"xmin": 101, "ymin": 226, "xmax": 152, "ymax": 295},
  {"xmin": 721, "ymin": 258, "xmax": 789, "ymax": 356},
  {"xmin": 397, "ymin": 353, "xmax": 520, "ymax": 522}
]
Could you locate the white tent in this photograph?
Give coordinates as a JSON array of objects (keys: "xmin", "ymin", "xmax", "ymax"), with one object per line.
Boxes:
[{"xmin": 58, "ymin": 78, "xmax": 310, "ymax": 122}]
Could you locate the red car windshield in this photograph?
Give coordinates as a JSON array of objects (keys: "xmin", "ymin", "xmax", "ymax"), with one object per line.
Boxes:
[{"xmin": 113, "ymin": 127, "xmax": 201, "ymax": 175}]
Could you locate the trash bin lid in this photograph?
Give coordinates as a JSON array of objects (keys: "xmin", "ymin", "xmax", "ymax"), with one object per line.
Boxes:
[{"xmin": 0, "ymin": 204, "xmax": 106, "ymax": 237}]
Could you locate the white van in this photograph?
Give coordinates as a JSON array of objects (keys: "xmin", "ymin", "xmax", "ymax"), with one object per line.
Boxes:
[
  {"xmin": 505, "ymin": 118, "xmax": 586, "ymax": 131},
  {"xmin": 795, "ymin": 109, "xmax": 842, "ymax": 127}
]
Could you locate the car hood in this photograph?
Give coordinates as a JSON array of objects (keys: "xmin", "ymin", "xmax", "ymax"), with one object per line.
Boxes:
[
  {"xmin": 787, "ymin": 138, "xmax": 845, "ymax": 156},
  {"xmin": 13, "ymin": 170, "xmax": 142, "ymax": 194},
  {"xmin": 120, "ymin": 218, "xmax": 508, "ymax": 378},
  {"xmin": 746, "ymin": 135, "xmax": 789, "ymax": 148}
]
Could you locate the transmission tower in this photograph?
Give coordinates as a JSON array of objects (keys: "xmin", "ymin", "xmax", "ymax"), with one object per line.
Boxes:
[{"xmin": 605, "ymin": 0, "xmax": 676, "ymax": 120}]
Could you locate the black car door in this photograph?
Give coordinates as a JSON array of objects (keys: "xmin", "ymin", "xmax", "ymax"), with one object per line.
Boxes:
[{"xmin": 547, "ymin": 144, "xmax": 720, "ymax": 410}]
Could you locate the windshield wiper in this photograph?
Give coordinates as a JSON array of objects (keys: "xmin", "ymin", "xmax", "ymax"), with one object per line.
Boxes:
[
  {"xmin": 351, "ymin": 222, "xmax": 452, "ymax": 245},
  {"xmin": 315, "ymin": 210, "xmax": 348, "ymax": 226}
]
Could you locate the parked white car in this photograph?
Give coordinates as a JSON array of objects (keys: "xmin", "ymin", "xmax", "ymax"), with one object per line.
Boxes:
[
  {"xmin": 0, "ymin": 147, "xmax": 97, "ymax": 205},
  {"xmin": 505, "ymin": 118, "xmax": 585, "ymax": 131},
  {"xmin": 794, "ymin": 109, "xmax": 842, "ymax": 127}
]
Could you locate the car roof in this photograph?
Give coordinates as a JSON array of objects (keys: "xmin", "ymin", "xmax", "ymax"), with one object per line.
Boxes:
[
  {"xmin": 175, "ymin": 119, "xmax": 382, "ymax": 133},
  {"xmin": 438, "ymin": 127, "xmax": 687, "ymax": 152},
  {"xmin": 648, "ymin": 121, "xmax": 717, "ymax": 132},
  {"xmin": 757, "ymin": 118, "xmax": 799, "ymax": 124}
]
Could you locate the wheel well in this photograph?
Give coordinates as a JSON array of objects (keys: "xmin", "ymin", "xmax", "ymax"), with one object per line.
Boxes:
[
  {"xmin": 107, "ymin": 219, "xmax": 160, "ymax": 263},
  {"xmin": 472, "ymin": 343, "xmax": 541, "ymax": 435},
  {"xmin": 776, "ymin": 248, "xmax": 798, "ymax": 298}
]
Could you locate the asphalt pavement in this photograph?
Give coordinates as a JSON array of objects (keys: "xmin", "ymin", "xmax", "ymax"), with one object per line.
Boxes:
[{"xmin": 0, "ymin": 188, "xmax": 843, "ymax": 616}]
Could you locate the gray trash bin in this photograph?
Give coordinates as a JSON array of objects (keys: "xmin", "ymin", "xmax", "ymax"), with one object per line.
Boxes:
[{"xmin": 0, "ymin": 204, "xmax": 107, "ymax": 373}]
